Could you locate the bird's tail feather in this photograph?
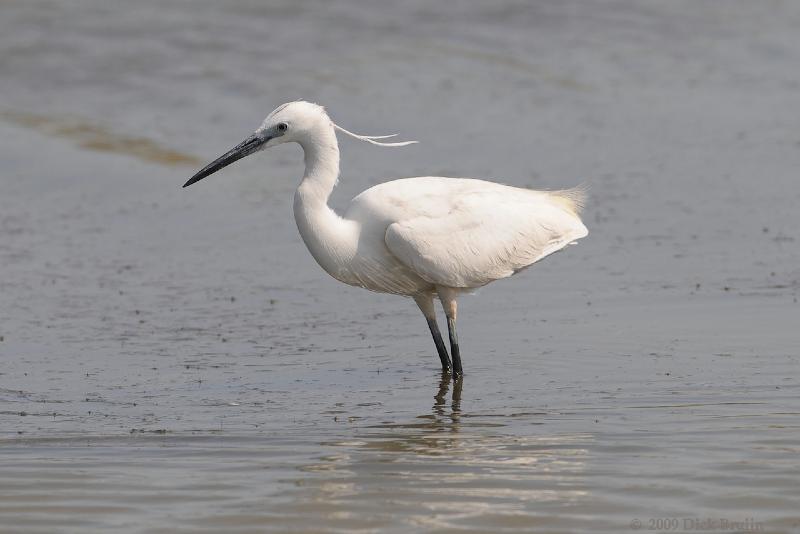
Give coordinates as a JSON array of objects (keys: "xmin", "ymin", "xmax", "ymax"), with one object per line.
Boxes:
[{"xmin": 549, "ymin": 183, "xmax": 588, "ymax": 215}]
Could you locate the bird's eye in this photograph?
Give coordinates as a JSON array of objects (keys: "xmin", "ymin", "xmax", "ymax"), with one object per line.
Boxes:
[{"xmin": 277, "ymin": 123, "xmax": 288, "ymax": 132}]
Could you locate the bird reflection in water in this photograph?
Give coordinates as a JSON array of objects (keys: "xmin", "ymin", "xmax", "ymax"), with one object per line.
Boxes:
[
  {"xmin": 433, "ymin": 373, "xmax": 463, "ymax": 426},
  {"xmin": 337, "ymin": 373, "xmax": 471, "ymax": 456}
]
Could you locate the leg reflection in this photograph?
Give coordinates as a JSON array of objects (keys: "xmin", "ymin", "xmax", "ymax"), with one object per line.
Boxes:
[
  {"xmin": 433, "ymin": 372, "xmax": 463, "ymax": 426},
  {"xmin": 433, "ymin": 372, "xmax": 450, "ymax": 417},
  {"xmin": 451, "ymin": 375, "xmax": 463, "ymax": 418}
]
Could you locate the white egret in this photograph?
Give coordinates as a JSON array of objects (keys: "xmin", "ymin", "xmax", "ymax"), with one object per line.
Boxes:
[{"xmin": 184, "ymin": 101, "xmax": 588, "ymax": 379}]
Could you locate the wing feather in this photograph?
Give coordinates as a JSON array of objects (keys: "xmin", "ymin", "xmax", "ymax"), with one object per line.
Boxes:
[{"xmin": 384, "ymin": 187, "xmax": 587, "ymax": 288}]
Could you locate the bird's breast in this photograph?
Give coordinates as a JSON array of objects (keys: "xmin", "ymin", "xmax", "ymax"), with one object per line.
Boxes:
[{"xmin": 293, "ymin": 195, "xmax": 430, "ymax": 296}]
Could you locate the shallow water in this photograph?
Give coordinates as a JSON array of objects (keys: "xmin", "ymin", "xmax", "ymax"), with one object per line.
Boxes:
[{"xmin": 1, "ymin": 1, "xmax": 799, "ymax": 532}]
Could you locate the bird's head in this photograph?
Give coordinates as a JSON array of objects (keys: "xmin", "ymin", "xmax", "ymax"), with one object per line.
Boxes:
[{"xmin": 183, "ymin": 100, "xmax": 415, "ymax": 188}]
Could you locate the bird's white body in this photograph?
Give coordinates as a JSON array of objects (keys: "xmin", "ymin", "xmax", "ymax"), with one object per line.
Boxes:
[
  {"xmin": 291, "ymin": 106, "xmax": 587, "ymax": 297},
  {"xmin": 298, "ymin": 175, "xmax": 587, "ymax": 296},
  {"xmin": 186, "ymin": 101, "xmax": 588, "ymax": 377}
]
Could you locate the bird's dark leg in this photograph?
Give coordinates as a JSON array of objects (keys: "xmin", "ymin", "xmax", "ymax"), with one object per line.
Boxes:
[
  {"xmin": 427, "ymin": 317, "xmax": 452, "ymax": 372},
  {"xmin": 414, "ymin": 294, "xmax": 451, "ymax": 373},
  {"xmin": 446, "ymin": 316, "xmax": 463, "ymax": 378},
  {"xmin": 438, "ymin": 287, "xmax": 463, "ymax": 379}
]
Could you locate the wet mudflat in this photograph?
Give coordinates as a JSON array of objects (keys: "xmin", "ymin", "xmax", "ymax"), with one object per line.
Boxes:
[{"xmin": 1, "ymin": 1, "xmax": 799, "ymax": 532}]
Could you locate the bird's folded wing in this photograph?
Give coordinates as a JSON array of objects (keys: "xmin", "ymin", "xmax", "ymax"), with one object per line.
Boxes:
[{"xmin": 384, "ymin": 190, "xmax": 587, "ymax": 288}]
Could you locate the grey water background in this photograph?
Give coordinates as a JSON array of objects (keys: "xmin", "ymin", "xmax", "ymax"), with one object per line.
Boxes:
[{"xmin": 1, "ymin": 0, "xmax": 799, "ymax": 532}]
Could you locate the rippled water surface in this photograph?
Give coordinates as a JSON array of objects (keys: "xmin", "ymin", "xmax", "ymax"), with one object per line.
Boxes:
[{"xmin": 1, "ymin": 1, "xmax": 799, "ymax": 532}]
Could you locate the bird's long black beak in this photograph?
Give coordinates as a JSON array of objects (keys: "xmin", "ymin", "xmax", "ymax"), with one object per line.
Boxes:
[{"xmin": 183, "ymin": 133, "xmax": 270, "ymax": 188}]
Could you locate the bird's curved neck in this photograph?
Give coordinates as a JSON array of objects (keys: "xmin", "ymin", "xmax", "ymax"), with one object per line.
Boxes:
[
  {"xmin": 297, "ymin": 126, "xmax": 340, "ymax": 206},
  {"xmin": 293, "ymin": 126, "xmax": 358, "ymax": 279}
]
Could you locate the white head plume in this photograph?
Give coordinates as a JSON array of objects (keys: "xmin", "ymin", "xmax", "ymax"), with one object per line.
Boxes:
[{"xmin": 333, "ymin": 123, "xmax": 417, "ymax": 147}]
